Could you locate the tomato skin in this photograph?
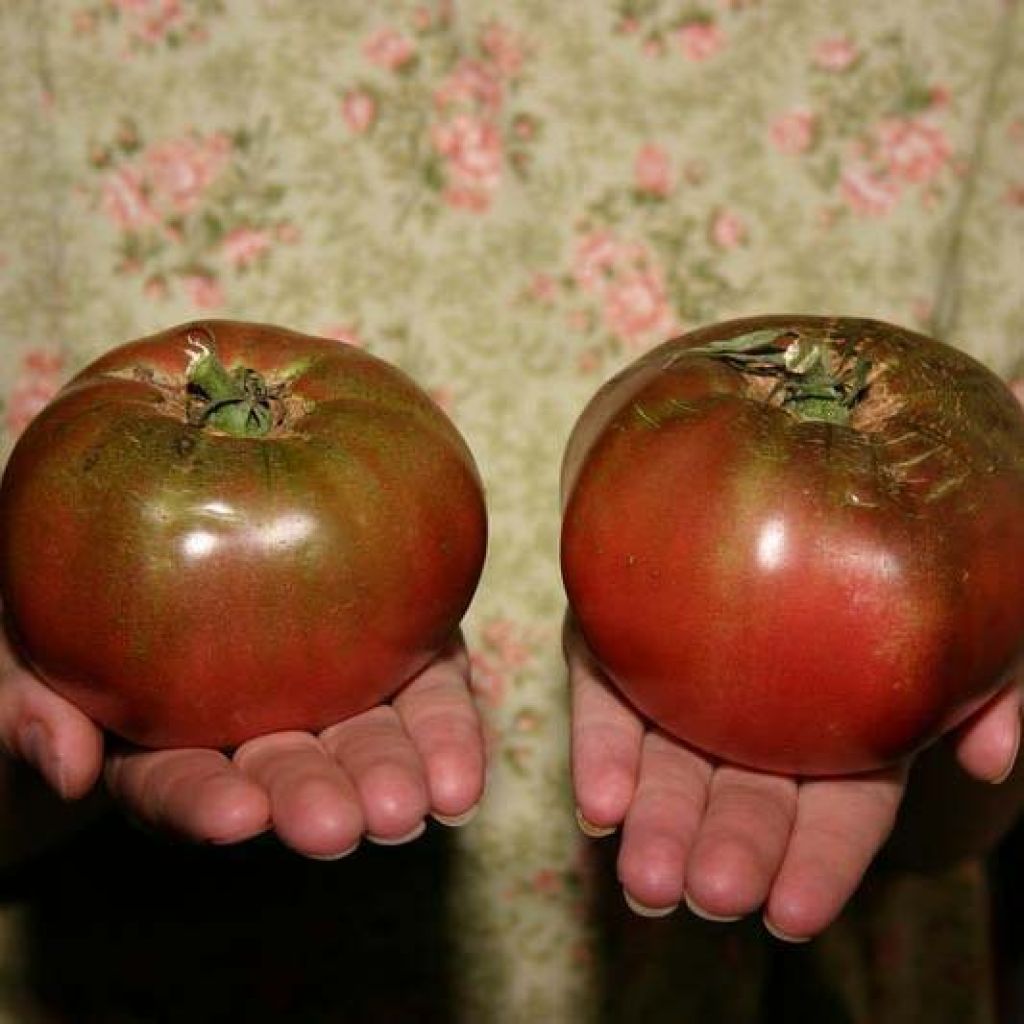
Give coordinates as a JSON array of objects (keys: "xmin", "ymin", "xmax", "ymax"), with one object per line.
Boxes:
[
  {"xmin": 561, "ymin": 316, "xmax": 1024, "ymax": 775},
  {"xmin": 0, "ymin": 321, "xmax": 487, "ymax": 749}
]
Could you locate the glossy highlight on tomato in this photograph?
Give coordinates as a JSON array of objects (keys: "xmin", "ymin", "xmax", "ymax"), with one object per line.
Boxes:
[
  {"xmin": 560, "ymin": 316, "xmax": 1024, "ymax": 775},
  {"xmin": 0, "ymin": 320, "xmax": 488, "ymax": 749}
]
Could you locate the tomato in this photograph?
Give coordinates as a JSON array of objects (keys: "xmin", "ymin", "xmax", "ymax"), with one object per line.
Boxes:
[
  {"xmin": 561, "ymin": 316, "xmax": 1024, "ymax": 775},
  {"xmin": 0, "ymin": 320, "xmax": 487, "ymax": 749}
]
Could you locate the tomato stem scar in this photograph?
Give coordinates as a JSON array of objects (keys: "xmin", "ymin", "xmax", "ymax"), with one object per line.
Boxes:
[
  {"xmin": 689, "ymin": 328, "xmax": 872, "ymax": 426},
  {"xmin": 185, "ymin": 329, "xmax": 274, "ymax": 438}
]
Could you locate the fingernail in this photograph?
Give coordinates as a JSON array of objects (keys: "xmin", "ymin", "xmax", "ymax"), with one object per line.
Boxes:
[
  {"xmin": 990, "ymin": 729, "xmax": 1020, "ymax": 785},
  {"xmin": 19, "ymin": 721, "xmax": 66, "ymax": 797},
  {"xmin": 367, "ymin": 820, "xmax": 427, "ymax": 846},
  {"xmin": 576, "ymin": 806, "xmax": 616, "ymax": 838},
  {"xmin": 683, "ymin": 891, "xmax": 743, "ymax": 924},
  {"xmin": 432, "ymin": 804, "xmax": 480, "ymax": 828},
  {"xmin": 623, "ymin": 889, "xmax": 678, "ymax": 918},
  {"xmin": 306, "ymin": 839, "xmax": 361, "ymax": 862},
  {"xmin": 763, "ymin": 917, "xmax": 812, "ymax": 944}
]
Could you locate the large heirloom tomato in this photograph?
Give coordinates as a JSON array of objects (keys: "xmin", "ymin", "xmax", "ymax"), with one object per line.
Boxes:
[
  {"xmin": 0, "ymin": 321, "xmax": 487, "ymax": 749},
  {"xmin": 561, "ymin": 316, "xmax": 1024, "ymax": 775}
]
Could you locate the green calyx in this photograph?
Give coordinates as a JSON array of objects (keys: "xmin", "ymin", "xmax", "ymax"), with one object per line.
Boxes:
[
  {"xmin": 688, "ymin": 328, "xmax": 871, "ymax": 426},
  {"xmin": 186, "ymin": 339, "xmax": 273, "ymax": 438}
]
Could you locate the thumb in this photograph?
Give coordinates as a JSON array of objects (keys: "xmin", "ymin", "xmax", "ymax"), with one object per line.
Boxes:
[
  {"xmin": 951, "ymin": 680, "xmax": 1021, "ymax": 784},
  {"xmin": 0, "ymin": 646, "xmax": 104, "ymax": 799}
]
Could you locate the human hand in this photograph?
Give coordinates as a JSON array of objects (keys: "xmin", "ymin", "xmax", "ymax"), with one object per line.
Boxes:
[
  {"xmin": 0, "ymin": 629, "xmax": 485, "ymax": 859},
  {"xmin": 567, "ymin": 618, "xmax": 1020, "ymax": 942}
]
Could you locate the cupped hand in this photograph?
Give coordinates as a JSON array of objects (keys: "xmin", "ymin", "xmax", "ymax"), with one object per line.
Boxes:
[
  {"xmin": 567, "ymin": 618, "xmax": 1020, "ymax": 942},
  {"xmin": 0, "ymin": 632, "xmax": 485, "ymax": 859},
  {"xmin": 569, "ymin": 377, "xmax": 1024, "ymax": 940}
]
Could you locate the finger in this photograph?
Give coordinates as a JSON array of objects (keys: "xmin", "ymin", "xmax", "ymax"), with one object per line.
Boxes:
[
  {"xmin": 233, "ymin": 732, "xmax": 364, "ymax": 859},
  {"xmin": 684, "ymin": 766, "xmax": 797, "ymax": 922},
  {"xmin": 393, "ymin": 646, "xmax": 485, "ymax": 825},
  {"xmin": 0, "ymin": 659, "xmax": 104, "ymax": 799},
  {"xmin": 617, "ymin": 730, "xmax": 713, "ymax": 915},
  {"xmin": 764, "ymin": 765, "xmax": 907, "ymax": 941},
  {"xmin": 320, "ymin": 706, "xmax": 430, "ymax": 844},
  {"xmin": 951, "ymin": 681, "xmax": 1021, "ymax": 783},
  {"xmin": 568, "ymin": 627, "xmax": 644, "ymax": 834},
  {"xmin": 105, "ymin": 748, "xmax": 271, "ymax": 845}
]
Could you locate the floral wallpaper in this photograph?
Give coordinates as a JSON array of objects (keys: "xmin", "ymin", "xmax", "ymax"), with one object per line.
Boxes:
[{"xmin": 0, "ymin": 1, "xmax": 1021, "ymax": 1022}]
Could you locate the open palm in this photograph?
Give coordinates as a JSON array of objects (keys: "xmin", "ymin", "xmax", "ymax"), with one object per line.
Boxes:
[
  {"xmin": 567, "ymin": 618, "xmax": 1020, "ymax": 941},
  {"xmin": 0, "ymin": 632, "xmax": 485, "ymax": 858}
]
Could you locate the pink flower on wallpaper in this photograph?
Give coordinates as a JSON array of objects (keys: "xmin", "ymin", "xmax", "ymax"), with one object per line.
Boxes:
[
  {"xmin": 469, "ymin": 650, "xmax": 507, "ymax": 709},
  {"xmin": 181, "ymin": 273, "xmax": 225, "ymax": 309},
  {"xmin": 433, "ymin": 114, "xmax": 503, "ymax": 210},
  {"xmin": 5, "ymin": 350, "xmax": 64, "ymax": 438},
  {"xmin": 428, "ymin": 386, "xmax": 455, "ymax": 415},
  {"xmin": 341, "ymin": 89, "xmax": 377, "ymax": 134},
  {"xmin": 433, "ymin": 115, "xmax": 503, "ymax": 183},
  {"xmin": 531, "ymin": 869, "xmax": 564, "ymax": 896},
  {"xmin": 567, "ymin": 309, "xmax": 594, "ymax": 334},
  {"xmin": 813, "ymin": 35, "xmax": 858, "ymax": 71},
  {"xmin": 76, "ymin": 0, "xmax": 217, "ymax": 51},
  {"xmin": 572, "ymin": 230, "xmax": 622, "ymax": 294},
  {"xmin": 710, "ymin": 208, "xmax": 747, "ymax": 249},
  {"xmin": 839, "ymin": 164, "xmax": 901, "ymax": 217},
  {"xmin": 363, "ymin": 27, "xmax": 417, "ymax": 71},
  {"xmin": 527, "ymin": 271, "xmax": 558, "ymax": 304},
  {"xmin": 770, "ymin": 108, "xmax": 817, "ymax": 154},
  {"xmin": 23, "ymin": 350, "xmax": 63, "ymax": 376},
  {"xmin": 317, "ymin": 324, "xmax": 364, "ymax": 346},
  {"xmin": 275, "ymin": 222, "xmax": 301, "ymax": 245},
  {"xmin": 348, "ymin": 12, "xmax": 537, "ymax": 219},
  {"xmin": 468, "ymin": 618, "xmax": 537, "ymax": 710},
  {"xmin": 815, "ymin": 205, "xmax": 840, "ymax": 231},
  {"xmin": 479, "ymin": 21, "xmax": 527, "ymax": 78},
  {"xmin": 479, "ymin": 619, "xmax": 534, "ymax": 669},
  {"xmin": 634, "ymin": 143, "xmax": 674, "ymax": 198},
  {"xmin": 222, "ymin": 226, "xmax": 271, "ymax": 268},
  {"xmin": 676, "ymin": 22, "xmax": 726, "ymax": 61},
  {"xmin": 442, "ymin": 185, "xmax": 492, "ymax": 212},
  {"xmin": 73, "ymin": 10, "xmax": 98, "ymax": 34},
  {"xmin": 875, "ymin": 116, "xmax": 951, "ymax": 184},
  {"xmin": 101, "ymin": 166, "xmax": 159, "ymax": 229},
  {"xmin": 143, "ymin": 132, "xmax": 231, "ymax": 215},
  {"xmin": 513, "ymin": 708, "xmax": 542, "ymax": 734},
  {"xmin": 643, "ymin": 36, "xmax": 666, "ymax": 59},
  {"xmin": 143, "ymin": 275, "xmax": 169, "ymax": 300},
  {"xmin": 910, "ymin": 297, "xmax": 934, "ymax": 326},
  {"xmin": 412, "ymin": 5, "xmax": 434, "ymax": 31},
  {"xmin": 132, "ymin": 0, "xmax": 185, "ymax": 47},
  {"xmin": 603, "ymin": 267, "xmax": 674, "ymax": 348},
  {"xmin": 111, "ymin": 0, "xmax": 162, "ymax": 11},
  {"xmin": 512, "ymin": 113, "xmax": 538, "ymax": 141},
  {"xmin": 434, "ymin": 59, "xmax": 503, "ymax": 115}
]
